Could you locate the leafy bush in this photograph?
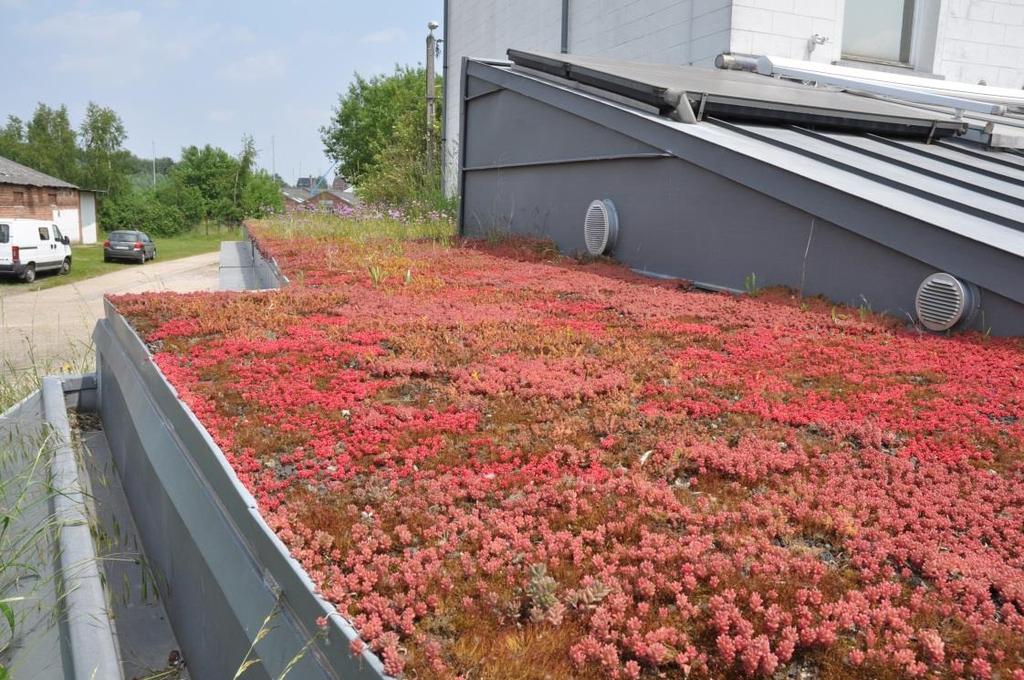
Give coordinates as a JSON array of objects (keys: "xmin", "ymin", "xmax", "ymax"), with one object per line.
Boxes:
[
  {"xmin": 101, "ymin": 189, "xmax": 187, "ymax": 236},
  {"xmin": 241, "ymin": 171, "xmax": 284, "ymax": 218},
  {"xmin": 322, "ymin": 66, "xmax": 449, "ymax": 212}
]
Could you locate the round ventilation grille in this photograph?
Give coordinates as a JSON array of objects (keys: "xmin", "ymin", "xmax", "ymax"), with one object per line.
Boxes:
[
  {"xmin": 915, "ymin": 273, "xmax": 979, "ymax": 332},
  {"xmin": 583, "ymin": 199, "xmax": 619, "ymax": 256}
]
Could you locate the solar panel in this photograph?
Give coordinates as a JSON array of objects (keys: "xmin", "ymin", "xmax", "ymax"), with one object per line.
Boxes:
[{"xmin": 507, "ymin": 50, "xmax": 968, "ymax": 139}]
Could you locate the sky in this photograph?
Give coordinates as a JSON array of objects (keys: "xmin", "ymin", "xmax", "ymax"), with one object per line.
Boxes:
[{"xmin": 0, "ymin": 0, "xmax": 443, "ymax": 184}]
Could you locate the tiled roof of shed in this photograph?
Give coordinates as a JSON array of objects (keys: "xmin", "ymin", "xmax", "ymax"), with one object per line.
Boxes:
[{"xmin": 0, "ymin": 155, "xmax": 78, "ymax": 189}]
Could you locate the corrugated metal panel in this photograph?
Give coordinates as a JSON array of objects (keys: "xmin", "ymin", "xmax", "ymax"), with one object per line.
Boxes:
[
  {"xmin": 807, "ymin": 133, "xmax": 1024, "ymax": 200},
  {"xmin": 713, "ymin": 122, "xmax": 1024, "ymax": 226}
]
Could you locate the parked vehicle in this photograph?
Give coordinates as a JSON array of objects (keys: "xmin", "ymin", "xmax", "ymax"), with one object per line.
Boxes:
[
  {"xmin": 103, "ymin": 231, "xmax": 156, "ymax": 264},
  {"xmin": 0, "ymin": 218, "xmax": 73, "ymax": 283}
]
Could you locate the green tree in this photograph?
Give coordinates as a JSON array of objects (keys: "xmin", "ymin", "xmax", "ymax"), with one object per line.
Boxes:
[
  {"xmin": 321, "ymin": 66, "xmax": 438, "ymax": 184},
  {"xmin": 0, "ymin": 116, "xmax": 26, "ymax": 163},
  {"xmin": 358, "ymin": 94, "xmax": 445, "ymax": 210},
  {"xmin": 101, "ymin": 188, "xmax": 187, "ymax": 236},
  {"xmin": 169, "ymin": 144, "xmax": 245, "ymax": 223},
  {"xmin": 23, "ymin": 104, "xmax": 78, "ymax": 182},
  {"xmin": 78, "ymin": 102, "xmax": 131, "ymax": 195},
  {"xmin": 242, "ymin": 170, "xmax": 285, "ymax": 218}
]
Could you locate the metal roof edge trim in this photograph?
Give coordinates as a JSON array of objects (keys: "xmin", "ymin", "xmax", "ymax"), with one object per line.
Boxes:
[
  {"xmin": 94, "ymin": 303, "xmax": 389, "ymax": 679},
  {"xmin": 42, "ymin": 376, "xmax": 124, "ymax": 680},
  {"xmin": 463, "ymin": 59, "xmax": 1024, "ymax": 306}
]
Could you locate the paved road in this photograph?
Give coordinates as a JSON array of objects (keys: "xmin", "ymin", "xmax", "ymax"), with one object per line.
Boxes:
[{"xmin": 0, "ymin": 252, "xmax": 219, "ymax": 372}]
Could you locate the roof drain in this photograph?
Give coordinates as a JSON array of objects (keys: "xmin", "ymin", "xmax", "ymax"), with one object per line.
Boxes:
[
  {"xmin": 915, "ymin": 273, "xmax": 981, "ymax": 332},
  {"xmin": 584, "ymin": 199, "xmax": 619, "ymax": 256}
]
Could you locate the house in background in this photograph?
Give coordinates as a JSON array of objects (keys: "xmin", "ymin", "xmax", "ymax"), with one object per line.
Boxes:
[
  {"xmin": 0, "ymin": 155, "xmax": 99, "ymax": 244},
  {"xmin": 281, "ymin": 186, "xmax": 310, "ymax": 213},
  {"xmin": 442, "ymin": 0, "xmax": 1024, "ymax": 192},
  {"xmin": 281, "ymin": 181, "xmax": 358, "ymax": 213},
  {"xmin": 308, "ymin": 188, "xmax": 356, "ymax": 211}
]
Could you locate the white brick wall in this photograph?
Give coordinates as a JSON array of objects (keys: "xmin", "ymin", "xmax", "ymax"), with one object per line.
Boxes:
[
  {"xmin": 933, "ymin": 0, "xmax": 1024, "ymax": 88},
  {"xmin": 568, "ymin": 0, "xmax": 730, "ymax": 64},
  {"xmin": 730, "ymin": 0, "xmax": 842, "ymax": 63}
]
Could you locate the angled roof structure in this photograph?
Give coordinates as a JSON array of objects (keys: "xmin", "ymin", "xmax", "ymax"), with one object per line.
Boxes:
[
  {"xmin": 281, "ymin": 186, "xmax": 310, "ymax": 202},
  {"xmin": 0, "ymin": 155, "xmax": 78, "ymax": 189},
  {"xmin": 458, "ymin": 52, "xmax": 1024, "ymax": 335}
]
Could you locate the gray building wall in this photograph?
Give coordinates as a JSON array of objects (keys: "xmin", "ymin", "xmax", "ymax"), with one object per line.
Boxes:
[{"xmin": 460, "ymin": 78, "xmax": 1024, "ymax": 336}]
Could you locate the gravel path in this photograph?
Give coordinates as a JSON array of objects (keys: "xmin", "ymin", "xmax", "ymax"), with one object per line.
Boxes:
[{"xmin": 0, "ymin": 251, "xmax": 219, "ymax": 371}]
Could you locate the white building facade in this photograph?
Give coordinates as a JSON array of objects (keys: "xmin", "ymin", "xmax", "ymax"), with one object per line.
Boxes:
[{"xmin": 442, "ymin": 0, "xmax": 1024, "ymax": 191}]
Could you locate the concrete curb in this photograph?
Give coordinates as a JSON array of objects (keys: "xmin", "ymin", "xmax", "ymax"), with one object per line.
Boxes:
[
  {"xmin": 41, "ymin": 376, "xmax": 124, "ymax": 680},
  {"xmin": 93, "ymin": 301, "xmax": 388, "ymax": 680}
]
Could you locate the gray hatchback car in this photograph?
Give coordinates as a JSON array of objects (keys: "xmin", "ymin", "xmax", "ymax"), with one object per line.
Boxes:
[{"xmin": 103, "ymin": 230, "xmax": 156, "ymax": 264}]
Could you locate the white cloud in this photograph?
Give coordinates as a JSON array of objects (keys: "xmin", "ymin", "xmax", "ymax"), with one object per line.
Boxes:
[
  {"xmin": 218, "ymin": 51, "xmax": 287, "ymax": 81},
  {"xmin": 359, "ymin": 28, "xmax": 406, "ymax": 45},
  {"xmin": 25, "ymin": 10, "xmax": 257, "ymax": 82}
]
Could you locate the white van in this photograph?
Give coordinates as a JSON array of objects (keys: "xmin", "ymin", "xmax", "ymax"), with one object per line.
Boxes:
[{"xmin": 0, "ymin": 218, "xmax": 73, "ymax": 283}]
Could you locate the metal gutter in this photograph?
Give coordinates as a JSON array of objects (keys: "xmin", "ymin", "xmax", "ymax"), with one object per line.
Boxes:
[
  {"xmin": 42, "ymin": 376, "xmax": 123, "ymax": 680},
  {"xmin": 461, "ymin": 59, "xmax": 1024, "ymax": 306},
  {"xmin": 93, "ymin": 302, "xmax": 388, "ymax": 680}
]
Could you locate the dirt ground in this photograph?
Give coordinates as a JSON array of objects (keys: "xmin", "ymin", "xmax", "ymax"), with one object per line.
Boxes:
[{"xmin": 0, "ymin": 252, "xmax": 219, "ymax": 372}]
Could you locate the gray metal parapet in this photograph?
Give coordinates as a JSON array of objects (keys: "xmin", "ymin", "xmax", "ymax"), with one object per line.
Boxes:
[
  {"xmin": 42, "ymin": 376, "xmax": 124, "ymax": 680},
  {"xmin": 93, "ymin": 299, "xmax": 387, "ymax": 680},
  {"xmin": 219, "ymin": 224, "xmax": 291, "ymax": 291}
]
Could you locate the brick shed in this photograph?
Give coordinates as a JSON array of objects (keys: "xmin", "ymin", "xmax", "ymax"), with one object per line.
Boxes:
[
  {"xmin": 308, "ymin": 188, "xmax": 356, "ymax": 211},
  {"xmin": 0, "ymin": 155, "xmax": 99, "ymax": 244}
]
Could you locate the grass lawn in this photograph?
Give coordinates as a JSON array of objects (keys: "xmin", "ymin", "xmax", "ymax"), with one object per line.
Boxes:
[{"xmin": 0, "ymin": 227, "xmax": 238, "ymax": 293}]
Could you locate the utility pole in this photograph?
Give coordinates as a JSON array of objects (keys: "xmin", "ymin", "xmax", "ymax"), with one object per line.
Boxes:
[
  {"xmin": 426, "ymin": 21, "xmax": 439, "ymax": 174},
  {"xmin": 151, "ymin": 141, "xmax": 156, "ymax": 186},
  {"xmin": 271, "ymin": 135, "xmax": 276, "ymax": 178}
]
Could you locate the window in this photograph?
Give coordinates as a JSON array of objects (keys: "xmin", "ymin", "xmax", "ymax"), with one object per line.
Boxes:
[
  {"xmin": 48, "ymin": 192, "xmax": 58, "ymax": 205},
  {"xmin": 0, "ymin": 224, "xmax": 8, "ymax": 244},
  {"xmin": 39, "ymin": 227, "xmax": 50, "ymax": 241},
  {"xmin": 53, "ymin": 225, "xmax": 63, "ymax": 241},
  {"xmin": 842, "ymin": 0, "xmax": 916, "ymax": 64},
  {"xmin": 13, "ymin": 191, "xmax": 24, "ymax": 205}
]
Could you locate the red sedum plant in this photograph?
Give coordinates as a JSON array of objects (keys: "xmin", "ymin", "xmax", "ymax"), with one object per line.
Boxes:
[{"xmin": 111, "ymin": 218, "xmax": 1024, "ymax": 679}]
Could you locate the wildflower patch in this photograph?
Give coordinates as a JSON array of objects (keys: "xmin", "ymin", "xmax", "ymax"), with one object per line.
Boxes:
[{"xmin": 111, "ymin": 218, "xmax": 1024, "ymax": 679}]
